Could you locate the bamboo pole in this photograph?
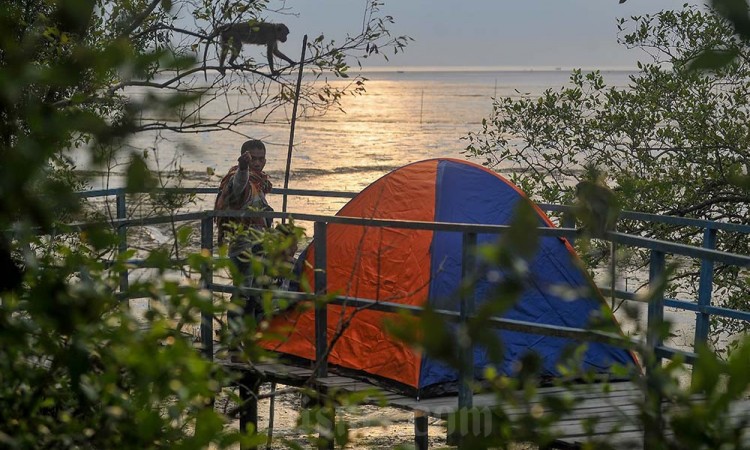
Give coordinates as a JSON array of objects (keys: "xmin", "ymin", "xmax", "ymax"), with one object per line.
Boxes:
[{"xmin": 281, "ymin": 35, "xmax": 308, "ymax": 224}]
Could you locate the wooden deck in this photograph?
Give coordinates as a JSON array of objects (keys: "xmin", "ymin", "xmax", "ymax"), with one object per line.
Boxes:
[{"xmin": 221, "ymin": 361, "xmax": 750, "ymax": 449}]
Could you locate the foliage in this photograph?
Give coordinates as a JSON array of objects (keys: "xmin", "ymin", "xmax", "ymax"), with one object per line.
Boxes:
[
  {"xmin": 465, "ymin": 4, "xmax": 750, "ymax": 341},
  {"xmin": 0, "ymin": 0, "xmax": 403, "ymax": 447},
  {"xmin": 1, "ymin": 233, "xmax": 238, "ymax": 448}
]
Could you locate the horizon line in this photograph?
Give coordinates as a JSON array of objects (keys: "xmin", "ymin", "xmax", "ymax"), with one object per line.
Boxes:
[{"xmin": 351, "ymin": 64, "xmax": 639, "ymax": 73}]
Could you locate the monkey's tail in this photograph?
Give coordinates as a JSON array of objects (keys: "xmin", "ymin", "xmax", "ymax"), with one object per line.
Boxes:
[
  {"xmin": 203, "ymin": 29, "xmax": 221, "ymax": 82},
  {"xmin": 203, "ymin": 36, "xmax": 211, "ymax": 82}
]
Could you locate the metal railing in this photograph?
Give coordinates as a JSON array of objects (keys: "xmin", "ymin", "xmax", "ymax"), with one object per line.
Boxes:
[{"xmin": 78, "ymin": 187, "xmax": 750, "ymax": 383}]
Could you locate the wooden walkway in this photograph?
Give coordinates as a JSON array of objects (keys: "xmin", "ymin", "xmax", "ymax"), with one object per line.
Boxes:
[{"xmin": 221, "ymin": 361, "xmax": 750, "ymax": 449}]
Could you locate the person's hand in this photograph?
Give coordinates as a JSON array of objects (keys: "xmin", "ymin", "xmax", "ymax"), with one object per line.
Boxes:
[{"xmin": 238, "ymin": 152, "xmax": 252, "ymax": 170}]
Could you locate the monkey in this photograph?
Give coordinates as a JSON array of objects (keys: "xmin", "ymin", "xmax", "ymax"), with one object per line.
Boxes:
[
  {"xmin": 211, "ymin": 21, "xmax": 295, "ymax": 75},
  {"xmin": 574, "ymin": 167, "xmax": 620, "ymax": 239}
]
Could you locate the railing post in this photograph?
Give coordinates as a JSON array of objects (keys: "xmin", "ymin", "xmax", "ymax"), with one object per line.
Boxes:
[
  {"xmin": 456, "ymin": 232, "xmax": 477, "ymax": 449},
  {"xmin": 200, "ymin": 215, "xmax": 214, "ymax": 361},
  {"xmin": 694, "ymin": 227, "xmax": 717, "ymax": 350},
  {"xmin": 314, "ymin": 221, "xmax": 328, "ymax": 378},
  {"xmin": 313, "ymin": 221, "xmax": 333, "ymax": 450},
  {"xmin": 562, "ymin": 211, "xmax": 576, "ymax": 246},
  {"xmin": 645, "ymin": 249, "xmax": 665, "ymax": 448},
  {"xmin": 646, "ymin": 250, "xmax": 665, "ymax": 364},
  {"xmin": 116, "ymin": 190, "xmax": 129, "ymax": 295},
  {"xmin": 458, "ymin": 232, "xmax": 477, "ymax": 410}
]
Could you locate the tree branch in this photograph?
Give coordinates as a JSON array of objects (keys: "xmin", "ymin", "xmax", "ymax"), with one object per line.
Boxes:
[
  {"xmin": 118, "ymin": 0, "xmax": 161, "ymax": 39},
  {"xmin": 666, "ymin": 195, "xmax": 750, "ymax": 217}
]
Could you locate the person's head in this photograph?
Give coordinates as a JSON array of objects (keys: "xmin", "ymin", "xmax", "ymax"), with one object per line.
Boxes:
[{"xmin": 241, "ymin": 139, "xmax": 266, "ymax": 172}]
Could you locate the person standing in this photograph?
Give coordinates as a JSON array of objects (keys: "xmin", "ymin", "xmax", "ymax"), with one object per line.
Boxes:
[{"xmin": 215, "ymin": 139, "xmax": 273, "ymax": 327}]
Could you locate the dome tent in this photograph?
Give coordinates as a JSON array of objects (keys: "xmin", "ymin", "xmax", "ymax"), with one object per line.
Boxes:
[{"xmin": 262, "ymin": 158, "xmax": 636, "ymax": 396}]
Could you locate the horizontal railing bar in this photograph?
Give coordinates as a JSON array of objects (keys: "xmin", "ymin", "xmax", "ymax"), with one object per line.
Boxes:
[
  {"xmin": 65, "ymin": 209, "xmax": 580, "ymax": 238},
  {"xmin": 113, "ymin": 268, "xmax": 740, "ymax": 317},
  {"xmin": 77, "ymin": 187, "xmax": 358, "ymax": 199},
  {"xmin": 535, "ymin": 203, "xmax": 570, "ymax": 214},
  {"xmin": 213, "ymin": 210, "xmax": 580, "ymax": 238},
  {"xmin": 89, "ymin": 187, "xmax": 353, "ymax": 198},
  {"xmin": 596, "ymin": 289, "xmax": 750, "ymax": 322},
  {"xmin": 270, "ymin": 188, "xmax": 357, "ymax": 199},
  {"xmin": 65, "ymin": 208, "xmax": 748, "ymax": 268},
  {"xmin": 124, "ymin": 259, "xmax": 189, "ymax": 268},
  {"xmin": 119, "ymin": 265, "xmax": 750, "ymax": 325},
  {"xmin": 663, "ymin": 299, "xmax": 702, "ymax": 313},
  {"xmin": 600, "ymin": 288, "xmax": 701, "ymax": 310},
  {"xmin": 77, "ymin": 188, "xmax": 750, "ymax": 234},
  {"xmin": 78, "ymin": 187, "xmax": 126, "ymax": 198},
  {"xmin": 655, "ymin": 346, "xmax": 698, "ymax": 365},
  {"xmin": 538, "ymin": 203, "xmax": 750, "ymax": 233},
  {"xmin": 64, "ymin": 211, "xmax": 210, "ymax": 230},
  {"xmin": 608, "ymin": 231, "xmax": 750, "ymax": 266},
  {"xmin": 598, "ymin": 287, "xmax": 638, "ymax": 301},
  {"xmin": 662, "ymin": 299, "xmax": 750, "ymax": 322},
  {"xmin": 207, "ymin": 282, "xmax": 639, "ymax": 350},
  {"xmin": 704, "ymin": 305, "xmax": 750, "ymax": 322},
  {"xmin": 618, "ymin": 211, "xmax": 750, "ymax": 234},
  {"xmin": 214, "ymin": 211, "xmax": 748, "ymax": 265},
  {"xmin": 328, "ymin": 297, "xmax": 635, "ymax": 349}
]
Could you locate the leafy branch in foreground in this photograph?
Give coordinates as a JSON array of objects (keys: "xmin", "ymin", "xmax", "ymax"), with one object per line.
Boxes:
[{"xmin": 0, "ymin": 0, "xmax": 348, "ymax": 447}]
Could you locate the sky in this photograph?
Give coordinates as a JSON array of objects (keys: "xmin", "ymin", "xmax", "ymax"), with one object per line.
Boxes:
[{"xmin": 281, "ymin": 0, "xmax": 704, "ymax": 70}]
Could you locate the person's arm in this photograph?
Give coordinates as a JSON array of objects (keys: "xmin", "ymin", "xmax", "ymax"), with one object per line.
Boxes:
[{"xmin": 227, "ymin": 153, "xmax": 252, "ymax": 206}]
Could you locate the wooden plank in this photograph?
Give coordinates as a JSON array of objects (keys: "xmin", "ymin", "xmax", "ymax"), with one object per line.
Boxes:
[
  {"xmin": 399, "ymin": 383, "xmax": 642, "ymax": 417},
  {"xmin": 535, "ymin": 403, "xmax": 642, "ymax": 421},
  {"xmin": 560, "ymin": 429, "xmax": 645, "ymax": 449},
  {"xmin": 257, "ymin": 365, "xmax": 313, "ymax": 376},
  {"xmin": 221, "ymin": 361, "xmax": 750, "ymax": 449},
  {"xmin": 314, "ymin": 376, "xmax": 357, "ymax": 385},
  {"xmin": 549, "ymin": 421, "xmax": 644, "ymax": 441},
  {"xmin": 324, "ymin": 383, "xmax": 377, "ymax": 393}
]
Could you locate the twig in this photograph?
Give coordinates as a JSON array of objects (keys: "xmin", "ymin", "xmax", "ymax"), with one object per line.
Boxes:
[{"xmin": 117, "ymin": 0, "xmax": 161, "ymax": 39}]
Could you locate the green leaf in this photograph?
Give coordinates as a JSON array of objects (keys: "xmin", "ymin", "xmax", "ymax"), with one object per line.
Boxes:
[
  {"xmin": 177, "ymin": 226, "xmax": 193, "ymax": 246},
  {"xmin": 687, "ymin": 48, "xmax": 740, "ymax": 71},
  {"xmin": 726, "ymin": 336, "xmax": 750, "ymax": 397},
  {"xmin": 691, "ymin": 345, "xmax": 723, "ymax": 395},
  {"xmin": 145, "ymin": 248, "xmax": 172, "ymax": 269},
  {"xmin": 499, "ymin": 197, "xmax": 540, "ymax": 261},
  {"xmin": 193, "ymin": 409, "xmax": 225, "ymax": 446},
  {"xmin": 82, "ymin": 224, "xmax": 118, "ymax": 250},
  {"xmin": 56, "ymin": 0, "xmax": 95, "ymax": 34}
]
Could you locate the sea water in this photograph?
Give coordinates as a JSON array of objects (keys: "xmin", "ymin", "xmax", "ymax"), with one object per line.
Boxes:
[{"xmin": 78, "ymin": 68, "xmax": 635, "ymax": 215}]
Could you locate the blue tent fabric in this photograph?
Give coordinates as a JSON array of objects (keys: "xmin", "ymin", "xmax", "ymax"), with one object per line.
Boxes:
[{"xmin": 418, "ymin": 160, "xmax": 634, "ymax": 390}]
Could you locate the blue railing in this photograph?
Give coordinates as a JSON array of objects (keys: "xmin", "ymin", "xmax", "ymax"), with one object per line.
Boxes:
[{"xmin": 77, "ymin": 187, "xmax": 750, "ymax": 378}]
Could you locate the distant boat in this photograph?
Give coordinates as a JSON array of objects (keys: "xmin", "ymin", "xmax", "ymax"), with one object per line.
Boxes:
[{"xmin": 555, "ymin": 67, "xmax": 562, "ymax": 71}]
